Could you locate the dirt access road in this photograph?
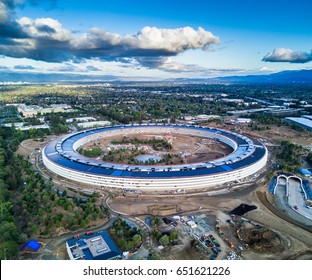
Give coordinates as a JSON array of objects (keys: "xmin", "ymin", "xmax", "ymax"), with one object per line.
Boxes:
[{"xmin": 108, "ymin": 183, "xmax": 312, "ymax": 260}]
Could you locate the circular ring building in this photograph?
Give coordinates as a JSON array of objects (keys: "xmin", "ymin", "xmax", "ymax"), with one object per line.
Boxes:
[{"xmin": 42, "ymin": 124, "xmax": 268, "ymax": 191}]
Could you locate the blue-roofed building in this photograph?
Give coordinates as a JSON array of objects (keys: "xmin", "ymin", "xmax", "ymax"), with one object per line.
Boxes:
[
  {"xmin": 302, "ymin": 180, "xmax": 312, "ymax": 200},
  {"xmin": 66, "ymin": 231, "xmax": 121, "ymax": 260},
  {"xmin": 43, "ymin": 124, "xmax": 268, "ymax": 191},
  {"xmin": 285, "ymin": 117, "xmax": 312, "ymax": 132},
  {"xmin": 298, "ymin": 168, "xmax": 312, "ymax": 177},
  {"xmin": 268, "ymin": 176, "xmax": 277, "ymax": 194}
]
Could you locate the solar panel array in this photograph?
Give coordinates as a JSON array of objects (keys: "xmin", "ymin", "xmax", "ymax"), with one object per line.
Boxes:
[{"xmin": 44, "ymin": 124, "xmax": 266, "ymax": 179}]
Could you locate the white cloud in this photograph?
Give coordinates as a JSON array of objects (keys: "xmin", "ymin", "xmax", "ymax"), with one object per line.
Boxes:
[
  {"xmin": 0, "ymin": 1, "xmax": 229, "ymax": 78},
  {"xmin": 263, "ymin": 48, "xmax": 312, "ymax": 63},
  {"xmin": 259, "ymin": 66, "xmax": 275, "ymax": 71},
  {"xmin": 135, "ymin": 26, "xmax": 219, "ymax": 53},
  {"xmin": 1, "ymin": 13, "xmax": 220, "ymax": 65},
  {"xmin": 0, "ymin": 1, "xmax": 221, "ymax": 74},
  {"xmin": 17, "ymin": 17, "xmax": 72, "ymax": 40}
]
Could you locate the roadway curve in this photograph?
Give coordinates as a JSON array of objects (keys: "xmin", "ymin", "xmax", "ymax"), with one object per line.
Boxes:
[{"xmin": 257, "ymin": 191, "xmax": 312, "ymax": 234}]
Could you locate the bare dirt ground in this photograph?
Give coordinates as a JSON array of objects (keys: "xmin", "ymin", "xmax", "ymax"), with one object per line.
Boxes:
[
  {"xmin": 210, "ymin": 123, "xmax": 312, "ymax": 147},
  {"xmin": 201, "ymin": 122, "xmax": 312, "ymax": 149},
  {"xmin": 244, "ymin": 125, "xmax": 312, "ymax": 147},
  {"xmin": 16, "ymin": 135, "xmax": 54, "ymax": 157},
  {"xmin": 81, "ymin": 133, "xmax": 232, "ymax": 165},
  {"xmin": 16, "ymin": 134, "xmax": 67, "ymax": 159},
  {"xmin": 237, "ymin": 222, "xmax": 284, "ymax": 254},
  {"xmin": 108, "ymin": 183, "xmax": 312, "ymax": 260},
  {"xmin": 161, "ymin": 246, "xmax": 209, "ymax": 260}
]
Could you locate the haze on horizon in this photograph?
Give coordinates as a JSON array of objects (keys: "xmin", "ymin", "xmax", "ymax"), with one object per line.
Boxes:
[{"xmin": 0, "ymin": 0, "xmax": 311, "ymax": 80}]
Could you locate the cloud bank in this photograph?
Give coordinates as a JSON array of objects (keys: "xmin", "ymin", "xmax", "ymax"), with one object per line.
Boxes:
[
  {"xmin": 0, "ymin": 1, "xmax": 220, "ymax": 71},
  {"xmin": 263, "ymin": 48, "xmax": 312, "ymax": 63}
]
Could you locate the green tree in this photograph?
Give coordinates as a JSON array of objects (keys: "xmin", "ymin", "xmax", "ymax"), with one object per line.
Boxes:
[
  {"xmin": 0, "ymin": 241, "xmax": 18, "ymax": 259},
  {"xmin": 126, "ymin": 240, "xmax": 135, "ymax": 251},
  {"xmin": 307, "ymin": 152, "xmax": 312, "ymax": 164},
  {"xmin": 0, "ymin": 202, "xmax": 14, "ymax": 222},
  {"xmin": 169, "ymin": 232, "xmax": 178, "ymax": 241},
  {"xmin": 0, "ymin": 221, "xmax": 19, "ymax": 243},
  {"xmin": 92, "ymin": 212, "xmax": 98, "ymax": 221},
  {"xmin": 31, "ymin": 225, "xmax": 38, "ymax": 233},
  {"xmin": 110, "ymin": 228, "xmax": 116, "ymax": 236},
  {"xmin": 118, "ymin": 238, "xmax": 126, "ymax": 250},
  {"xmin": 151, "ymin": 254, "xmax": 160, "ymax": 260},
  {"xmin": 152, "ymin": 217, "xmax": 160, "ymax": 227},
  {"xmin": 159, "ymin": 235, "xmax": 169, "ymax": 246},
  {"xmin": 132, "ymin": 234, "xmax": 142, "ymax": 248}
]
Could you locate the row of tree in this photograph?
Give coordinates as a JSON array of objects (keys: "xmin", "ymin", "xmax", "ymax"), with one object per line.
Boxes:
[
  {"xmin": 0, "ymin": 128, "xmax": 23, "ymax": 259},
  {"xmin": 111, "ymin": 137, "xmax": 172, "ymax": 150},
  {"xmin": 79, "ymin": 147, "xmax": 102, "ymax": 158},
  {"xmin": 0, "ymin": 127, "xmax": 109, "ymax": 259},
  {"xmin": 110, "ymin": 218, "xmax": 143, "ymax": 252},
  {"xmin": 152, "ymin": 230, "xmax": 179, "ymax": 246},
  {"xmin": 278, "ymin": 140, "xmax": 307, "ymax": 171},
  {"xmin": 307, "ymin": 152, "xmax": 312, "ymax": 164}
]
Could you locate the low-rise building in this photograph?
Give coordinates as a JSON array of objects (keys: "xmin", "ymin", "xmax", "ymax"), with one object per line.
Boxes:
[
  {"xmin": 221, "ymin": 98, "xmax": 244, "ymax": 103},
  {"xmin": 1, "ymin": 122, "xmax": 50, "ymax": 130},
  {"xmin": 17, "ymin": 104, "xmax": 74, "ymax": 117},
  {"xmin": 19, "ymin": 124, "xmax": 50, "ymax": 131},
  {"xmin": 236, "ymin": 118, "xmax": 252, "ymax": 124},
  {"xmin": 264, "ymin": 108, "xmax": 302, "ymax": 116},
  {"xmin": 302, "ymin": 115, "xmax": 312, "ymax": 121},
  {"xmin": 298, "ymin": 168, "xmax": 312, "ymax": 177},
  {"xmin": 66, "ymin": 231, "xmax": 121, "ymax": 260},
  {"xmin": 66, "ymin": 117, "xmax": 96, "ymax": 123},
  {"xmin": 184, "ymin": 116, "xmax": 194, "ymax": 121},
  {"xmin": 77, "ymin": 121, "xmax": 111, "ymax": 128},
  {"xmin": 226, "ymin": 108, "xmax": 268, "ymax": 115},
  {"xmin": 17, "ymin": 105, "xmax": 41, "ymax": 117},
  {"xmin": 285, "ymin": 117, "xmax": 312, "ymax": 132}
]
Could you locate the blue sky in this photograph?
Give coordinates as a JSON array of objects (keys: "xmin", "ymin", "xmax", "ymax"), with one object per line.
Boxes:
[{"xmin": 0, "ymin": 0, "xmax": 311, "ymax": 79}]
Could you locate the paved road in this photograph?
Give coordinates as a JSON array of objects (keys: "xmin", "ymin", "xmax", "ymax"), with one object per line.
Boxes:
[
  {"xmin": 273, "ymin": 180, "xmax": 312, "ymax": 227},
  {"xmin": 288, "ymin": 178, "xmax": 312, "ymax": 220},
  {"xmin": 275, "ymin": 176, "xmax": 286, "ymax": 195}
]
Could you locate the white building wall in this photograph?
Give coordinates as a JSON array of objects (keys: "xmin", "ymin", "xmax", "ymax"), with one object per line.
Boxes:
[{"xmin": 43, "ymin": 146, "xmax": 268, "ymax": 191}]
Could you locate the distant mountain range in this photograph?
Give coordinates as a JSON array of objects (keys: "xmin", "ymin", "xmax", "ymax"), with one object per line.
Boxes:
[
  {"xmin": 210, "ymin": 69, "xmax": 312, "ymax": 84},
  {"xmin": 0, "ymin": 72, "xmax": 120, "ymax": 83},
  {"xmin": 171, "ymin": 69, "xmax": 312, "ymax": 84},
  {"xmin": 0, "ymin": 69, "xmax": 311, "ymax": 84}
]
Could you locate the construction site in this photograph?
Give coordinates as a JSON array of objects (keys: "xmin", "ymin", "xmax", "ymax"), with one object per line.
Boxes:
[{"xmin": 16, "ymin": 121, "xmax": 312, "ymax": 261}]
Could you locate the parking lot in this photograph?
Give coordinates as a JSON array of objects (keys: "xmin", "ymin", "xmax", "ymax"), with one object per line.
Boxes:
[{"xmin": 170, "ymin": 213, "xmax": 242, "ymax": 260}]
